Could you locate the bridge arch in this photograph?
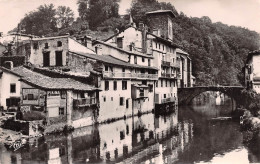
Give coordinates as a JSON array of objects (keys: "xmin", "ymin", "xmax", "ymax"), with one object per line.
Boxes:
[{"xmin": 177, "ymin": 86, "xmax": 244, "ymax": 106}]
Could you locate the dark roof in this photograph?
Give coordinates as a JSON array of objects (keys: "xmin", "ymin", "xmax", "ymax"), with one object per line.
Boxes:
[
  {"xmin": 253, "ymin": 77, "xmax": 260, "ymax": 82},
  {"xmin": 246, "ymin": 50, "xmax": 260, "ymax": 63},
  {"xmin": 1, "ymin": 66, "xmax": 98, "ymax": 91},
  {"xmin": 145, "ymin": 10, "xmax": 176, "ymax": 18},
  {"xmin": 69, "ymin": 51, "xmax": 158, "ymax": 70},
  {"xmin": 93, "ymin": 40, "xmax": 154, "ymax": 59}
]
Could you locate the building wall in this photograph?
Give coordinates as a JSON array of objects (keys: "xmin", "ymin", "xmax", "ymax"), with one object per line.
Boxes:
[
  {"xmin": 146, "ymin": 14, "xmax": 173, "ymax": 40},
  {"xmin": 0, "ymin": 71, "xmax": 21, "ymax": 110},
  {"xmin": 68, "ymin": 38, "xmax": 95, "ymax": 54},
  {"xmin": 99, "ymin": 79, "xmax": 132, "ymax": 122},
  {"xmin": 155, "ymin": 79, "xmax": 177, "ymax": 104},
  {"xmin": 94, "ymin": 43, "xmax": 129, "ymax": 62},
  {"xmin": 252, "ymin": 54, "xmax": 260, "ymax": 76},
  {"xmin": 30, "ymin": 37, "xmax": 68, "ymax": 67},
  {"xmin": 106, "ymin": 27, "xmax": 143, "ymax": 51}
]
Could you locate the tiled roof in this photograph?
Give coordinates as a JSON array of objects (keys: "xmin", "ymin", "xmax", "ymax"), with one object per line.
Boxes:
[
  {"xmin": 145, "ymin": 10, "xmax": 176, "ymax": 17},
  {"xmin": 32, "ymin": 35, "xmax": 69, "ymax": 41},
  {"xmin": 176, "ymin": 48, "xmax": 189, "ymax": 55},
  {"xmin": 93, "ymin": 40, "xmax": 154, "ymax": 58},
  {"xmin": 6, "ymin": 66, "xmax": 98, "ymax": 91},
  {"xmin": 69, "ymin": 51, "xmax": 158, "ymax": 70}
]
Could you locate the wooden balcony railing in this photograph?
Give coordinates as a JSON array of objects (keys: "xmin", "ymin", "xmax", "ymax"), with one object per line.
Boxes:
[
  {"xmin": 161, "ymin": 97, "xmax": 176, "ymax": 104},
  {"xmin": 161, "ymin": 60, "xmax": 171, "ymax": 67},
  {"xmin": 73, "ymin": 98, "xmax": 96, "ymax": 108},
  {"xmin": 103, "ymin": 71, "xmax": 158, "ymax": 79},
  {"xmin": 161, "ymin": 73, "xmax": 171, "ymax": 78}
]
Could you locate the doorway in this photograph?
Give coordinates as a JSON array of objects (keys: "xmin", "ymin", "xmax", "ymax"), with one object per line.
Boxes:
[
  {"xmin": 55, "ymin": 51, "xmax": 63, "ymax": 66},
  {"xmin": 43, "ymin": 52, "xmax": 50, "ymax": 67}
]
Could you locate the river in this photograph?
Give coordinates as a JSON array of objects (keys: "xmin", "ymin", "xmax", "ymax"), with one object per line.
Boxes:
[{"xmin": 0, "ymin": 92, "xmax": 259, "ymax": 164}]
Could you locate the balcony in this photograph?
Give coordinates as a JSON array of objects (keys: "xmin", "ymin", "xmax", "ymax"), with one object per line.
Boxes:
[
  {"xmin": 103, "ymin": 71, "xmax": 158, "ymax": 80},
  {"xmin": 161, "ymin": 73, "xmax": 171, "ymax": 78},
  {"xmin": 161, "ymin": 97, "xmax": 176, "ymax": 104},
  {"xmin": 73, "ymin": 98, "xmax": 97, "ymax": 108},
  {"xmin": 161, "ymin": 60, "xmax": 170, "ymax": 67},
  {"xmin": 170, "ymin": 62, "xmax": 180, "ymax": 68}
]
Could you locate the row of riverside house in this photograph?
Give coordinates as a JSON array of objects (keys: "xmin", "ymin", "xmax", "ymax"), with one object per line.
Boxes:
[{"xmin": 0, "ymin": 10, "xmax": 194, "ymax": 134}]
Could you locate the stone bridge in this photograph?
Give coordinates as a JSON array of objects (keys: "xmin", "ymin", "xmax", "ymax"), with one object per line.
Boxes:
[{"xmin": 178, "ymin": 86, "xmax": 245, "ymax": 106}]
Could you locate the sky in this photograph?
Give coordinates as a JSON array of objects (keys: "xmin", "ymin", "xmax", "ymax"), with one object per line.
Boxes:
[{"xmin": 0, "ymin": 0, "xmax": 260, "ymax": 34}]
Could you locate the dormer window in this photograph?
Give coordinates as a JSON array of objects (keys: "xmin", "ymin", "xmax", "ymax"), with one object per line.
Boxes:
[
  {"xmin": 44, "ymin": 43, "xmax": 49, "ymax": 49},
  {"xmin": 57, "ymin": 41, "xmax": 62, "ymax": 47}
]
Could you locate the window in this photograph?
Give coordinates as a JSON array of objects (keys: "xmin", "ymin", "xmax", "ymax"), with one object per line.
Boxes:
[
  {"xmin": 159, "ymin": 44, "xmax": 160, "ymax": 49},
  {"xmin": 59, "ymin": 107, "xmax": 64, "ymax": 115},
  {"xmin": 122, "ymin": 81, "xmax": 127, "ymax": 90},
  {"xmin": 164, "ymin": 94, "xmax": 166, "ymax": 98},
  {"xmin": 61, "ymin": 91, "xmax": 66, "ymax": 99},
  {"xmin": 10, "ymin": 84, "xmax": 16, "ymax": 93},
  {"xmin": 170, "ymin": 81, "xmax": 172, "ymax": 87},
  {"xmin": 57, "ymin": 41, "xmax": 62, "ymax": 47},
  {"xmin": 120, "ymin": 97, "xmax": 125, "ymax": 106},
  {"xmin": 148, "ymin": 59, "xmax": 151, "ymax": 66},
  {"xmin": 161, "ymin": 79, "xmax": 163, "ymax": 87},
  {"xmin": 156, "ymin": 81, "xmax": 158, "ymax": 88},
  {"xmin": 117, "ymin": 37, "xmax": 123, "ymax": 48},
  {"xmin": 105, "ymin": 66, "xmax": 109, "ymax": 71},
  {"xmin": 122, "ymin": 68, "xmax": 125, "ymax": 72},
  {"xmin": 44, "ymin": 43, "xmax": 49, "ymax": 49},
  {"xmin": 126, "ymin": 99, "xmax": 129, "ymax": 108},
  {"xmin": 149, "ymin": 84, "xmax": 153, "ymax": 92},
  {"xmin": 111, "ymin": 97, "xmax": 113, "ymax": 101},
  {"xmin": 134, "ymin": 56, "xmax": 137, "ymax": 64},
  {"xmin": 104, "ymin": 96, "xmax": 106, "ymax": 102},
  {"xmin": 142, "ymin": 57, "xmax": 145, "ymax": 62},
  {"xmin": 120, "ymin": 130, "xmax": 125, "ymax": 140},
  {"xmin": 105, "ymin": 81, "xmax": 109, "ymax": 91},
  {"xmin": 114, "ymin": 81, "xmax": 117, "ymax": 90},
  {"xmin": 163, "ymin": 45, "xmax": 164, "ymax": 51},
  {"xmin": 28, "ymin": 94, "xmax": 34, "ymax": 100},
  {"xmin": 166, "ymin": 80, "xmax": 168, "ymax": 87},
  {"xmin": 173, "ymin": 81, "xmax": 175, "ymax": 87},
  {"xmin": 156, "ymin": 43, "xmax": 158, "ymax": 49}
]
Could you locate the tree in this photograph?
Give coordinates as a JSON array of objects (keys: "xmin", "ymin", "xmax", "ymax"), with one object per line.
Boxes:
[
  {"xmin": 77, "ymin": 0, "xmax": 121, "ymax": 30},
  {"xmin": 130, "ymin": 0, "xmax": 178, "ymax": 25},
  {"xmin": 56, "ymin": 6, "xmax": 75, "ymax": 29},
  {"xmin": 20, "ymin": 4, "xmax": 57, "ymax": 36}
]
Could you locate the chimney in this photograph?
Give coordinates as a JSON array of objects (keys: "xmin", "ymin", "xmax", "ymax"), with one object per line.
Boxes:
[
  {"xmin": 4, "ymin": 61, "xmax": 13, "ymax": 69},
  {"xmin": 141, "ymin": 25, "xmax": 148, "ymax": 54},
  {"xmin": 84, "ymin": 35, "xmax": 92, "ymax": 50},
  {"xmin": 7, "ymin": 43, "xmax": 13, "ymax": 56},
  {"xmin": 139, "ymin": 22, "xmax": 144, "ymax": 31}
]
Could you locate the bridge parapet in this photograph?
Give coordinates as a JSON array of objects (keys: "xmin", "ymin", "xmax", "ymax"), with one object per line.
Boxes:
[{"xmin": 178, "ymin": 86, "xmax": 244, "ymax": 105}]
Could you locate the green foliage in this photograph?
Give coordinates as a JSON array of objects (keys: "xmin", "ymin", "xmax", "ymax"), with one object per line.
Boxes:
[
  {"xmin": 56, "ymin": 6, "xmax": 75, "ymax": 29},
  {"xmin": 130, "ymin": 0, "xmax": 178, "ymax": 25},
  {"xmin": 77, "ymin": 0, "xmax": 121, "ymax": 30},
  {"xmin": 14, "ymin": 4, "xmax": 75, "ymax": 36},
  {"xmin": 173, "ymin": 14, "xmax": 260, "ymax": 85}
]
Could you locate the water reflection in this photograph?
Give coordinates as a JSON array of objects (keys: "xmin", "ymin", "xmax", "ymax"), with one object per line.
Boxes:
[{"xmin": 1, "ymin": 92, "xmax": 260, "ymax": 164}]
